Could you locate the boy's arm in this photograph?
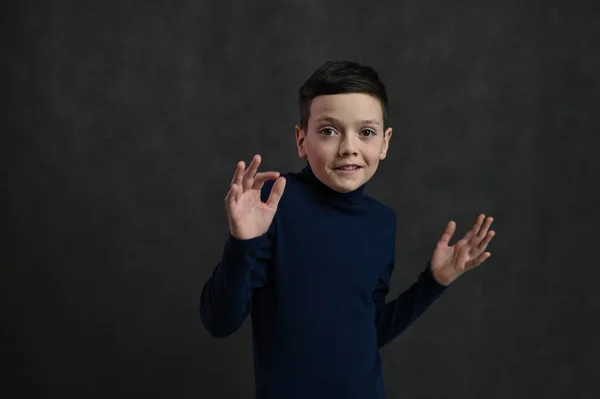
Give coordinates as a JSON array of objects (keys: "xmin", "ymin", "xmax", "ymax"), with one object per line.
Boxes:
[
  {"xmin": 200, "ymin": 232, "xmax": 272, "ymax": 338},
  {"xmin": 200, "ymin": 181, "xmax": 276, "ymax": 338},
  {"xmin": 373, "ymin": 215, "xmax": 448, "ymax": 348},
  {"xmin": 373, "ymin": 261, "xmax": 448, "ymax": 348},
  {"xmin": 373, "ymin": 213, "xmax": 495, "ymax": 348}
]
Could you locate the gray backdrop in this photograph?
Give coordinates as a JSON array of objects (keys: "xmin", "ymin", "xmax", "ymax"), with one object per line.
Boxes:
[{"xmin": 4, "ymin": 0, "xmax": 599, "ymax": 398}]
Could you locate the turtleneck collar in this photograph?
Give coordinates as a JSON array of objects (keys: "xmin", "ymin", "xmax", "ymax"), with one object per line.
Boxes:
[{"xmin": 297, "ymin": 162, "xmax": 366, "ymax": 210}]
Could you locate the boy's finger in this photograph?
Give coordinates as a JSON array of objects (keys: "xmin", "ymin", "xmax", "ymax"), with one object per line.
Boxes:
[
  {"xmin": 473, "ymin": 214, "xmax": 486, "ymax": 234},
  {"xmin": 464, "ymin": 214, "xmax": 485, "ymax": 240},
  {"xmin": 477, "ymin": 230, "xmax": 495, "ymax": 250},
  {"xmin": 438, "ymin": 221, "xmax": 456, "ymax": 246},
  {"xmin": 252, "ymin": 172, "xmax": 281, "ymax": 189},
  {"xmin": 224, "ymin": 183, "xmax": 237, "ymax": 206},
  {"xmin": 477, "ymin": 216, "xmax": 494, "ymax": 239},
  {"xmin": 469, "ymin": 251, "xmax": 491, "ymax": 269},
  {"xmin": 265, "ymin": 177, "xmax": 286, "ymax": 208},
  {"xmin": 243, "ymin": 154, "xmax": 261, "ymax": 191},
  {"xmin": 231, "ymin": 161, "xmax": 245, "ymax": 186}
]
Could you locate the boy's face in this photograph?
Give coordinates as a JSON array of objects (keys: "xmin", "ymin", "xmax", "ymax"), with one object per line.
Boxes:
[{"xmin": 295, "ymin": 93, "xmax": 392, "ymax": 193}]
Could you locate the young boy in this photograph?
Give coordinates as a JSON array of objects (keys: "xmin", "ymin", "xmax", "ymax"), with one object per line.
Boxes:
[{"xmin": 200, "ymin": 61, "xmax": 495, "ymax": 398}]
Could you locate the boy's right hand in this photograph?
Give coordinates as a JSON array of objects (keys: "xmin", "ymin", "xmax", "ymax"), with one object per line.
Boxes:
[{"xmin": 225, "ymin": 154, "xmax": 286, "ymax": 240}]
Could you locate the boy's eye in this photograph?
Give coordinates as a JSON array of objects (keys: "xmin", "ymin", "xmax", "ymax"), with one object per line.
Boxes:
[
  {"xmin": 361, "ymin": 129, "xmax": 376, "ymax": 137},
  {"xmin": 319, "ymin": 128, "xmax": 376, "ymax": 137}
]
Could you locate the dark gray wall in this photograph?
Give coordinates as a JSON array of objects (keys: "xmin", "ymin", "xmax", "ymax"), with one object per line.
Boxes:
[{"xmin": 4, "ymin": 0, "xmax": 599, "ymax": 398}]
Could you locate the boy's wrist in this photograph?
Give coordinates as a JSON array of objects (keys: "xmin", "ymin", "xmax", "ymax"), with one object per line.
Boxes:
[
  {"xmin": 224, "ymin": 233, "xmax": 269, "ymax": 259},
  {"xmin": 426, "ymin": 263, "xmax": 452, "ymax": 288}
]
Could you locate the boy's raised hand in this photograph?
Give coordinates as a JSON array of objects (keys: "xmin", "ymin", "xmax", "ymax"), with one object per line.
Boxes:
[
  {"xmin": 225, "ymin": 154, "xmax": 286, "ymax": 240},
  {"xmin": 429, "ymin": 214, "xmax": 496, "ymax": 286}
]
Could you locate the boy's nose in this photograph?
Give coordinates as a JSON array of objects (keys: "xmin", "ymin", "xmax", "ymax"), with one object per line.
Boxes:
[{"xmin": 338, "ymin": 136, "xmax": 359, "ymax": 156}]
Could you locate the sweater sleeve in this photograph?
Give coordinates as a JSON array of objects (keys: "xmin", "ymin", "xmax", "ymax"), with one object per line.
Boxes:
[
  {"xmin": 373, "ymin": 262, "xmax": 448, "ymax": 348},
  {"xmin": 200, "ymin": 234, "xmax": 272, "ymax": 338},
  {"xmin": 200, "ymin": 184, "xmax": 275, "ymax": 338},
  {"xmin": 372, "ymin": 215, "xmax": 448, "ymax": 348}
]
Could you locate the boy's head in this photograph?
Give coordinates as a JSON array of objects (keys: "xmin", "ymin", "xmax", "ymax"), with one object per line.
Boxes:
[{"xmin": 295, "ymin": 61, "xmax": 393, "ymax": 193}]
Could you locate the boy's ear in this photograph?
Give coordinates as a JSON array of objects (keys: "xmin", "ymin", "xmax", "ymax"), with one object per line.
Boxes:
[
  {"xmin": 379, "ymin": 127, "xmax": 393, "ymax": 160},
  {"xmin": 295, "ymin": 125, "xmax": 307, "ymax": 159}
]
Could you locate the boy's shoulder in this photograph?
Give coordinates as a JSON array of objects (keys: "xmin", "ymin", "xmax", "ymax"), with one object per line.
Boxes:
[
  {"xmin": 363, "ymin": 194, "xmax": 396, "ymax": 218},
  {"xmin": 362, "ymin": 194, "xmax": 397, "ymax": 230}
]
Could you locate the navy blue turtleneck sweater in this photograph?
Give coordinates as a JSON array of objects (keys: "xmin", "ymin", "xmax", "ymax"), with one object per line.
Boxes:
[{"xmin": 200, "ymin": 164, "xmax": 448, "ymax": 398}]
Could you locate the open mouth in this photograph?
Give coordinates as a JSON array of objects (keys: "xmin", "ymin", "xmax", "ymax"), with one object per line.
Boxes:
[{"xmin": 334, "ymin": 165, "xmax": 362, "ymax": 173}]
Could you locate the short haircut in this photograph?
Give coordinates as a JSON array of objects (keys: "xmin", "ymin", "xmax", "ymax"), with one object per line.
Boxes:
[{"xmin": 298, "ymin": 61, "xmax": 389, "ymax": 131}]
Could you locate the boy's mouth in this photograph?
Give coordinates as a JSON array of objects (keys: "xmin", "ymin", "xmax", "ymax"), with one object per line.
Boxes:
[
  {"xmin": 334, "ymin": 164, "xmax": 363, "ymax": 174},
  {"xmin": 334, "ymin": 164, "xmax": 362, "ymax": 170}
]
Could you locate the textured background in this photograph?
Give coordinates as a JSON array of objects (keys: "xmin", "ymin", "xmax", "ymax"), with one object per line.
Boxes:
[{"xmin": 4, "ymin": 0, "xmax": 599, "ymax": 398}]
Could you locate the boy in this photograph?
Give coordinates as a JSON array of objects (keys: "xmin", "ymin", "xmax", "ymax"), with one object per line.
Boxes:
[{"xmin": 200, "ymin": 61, "xmax": 495, "ymax": 398}]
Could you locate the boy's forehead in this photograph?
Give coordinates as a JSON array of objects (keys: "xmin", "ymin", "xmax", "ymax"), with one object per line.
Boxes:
[{"xmin": 309, "ymin": 93, "xmax": 383, "ymax": 124}]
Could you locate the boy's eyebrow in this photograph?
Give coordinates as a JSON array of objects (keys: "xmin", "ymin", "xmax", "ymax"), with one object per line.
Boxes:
[{"xmin": 315, "ymin": 116, "xmax": 380, "ymax": 127}]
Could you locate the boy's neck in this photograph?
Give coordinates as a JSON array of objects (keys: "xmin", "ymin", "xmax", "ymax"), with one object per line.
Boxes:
[{"xmin": 298, "ymin": 162, "xmax": 366, "ymax": 207}]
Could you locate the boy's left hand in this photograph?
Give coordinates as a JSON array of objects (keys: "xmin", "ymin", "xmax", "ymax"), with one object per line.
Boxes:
[{"xmin": 430, "ymin": 214, "xmax": 495, "ymax": 286}]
